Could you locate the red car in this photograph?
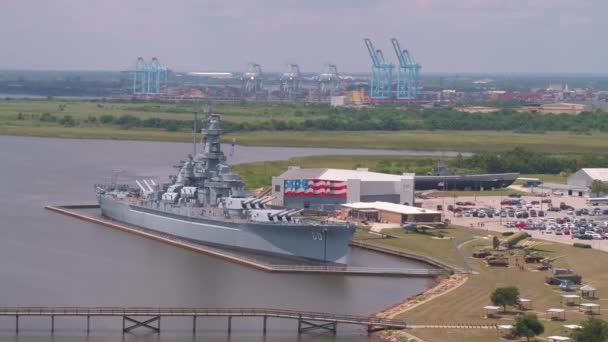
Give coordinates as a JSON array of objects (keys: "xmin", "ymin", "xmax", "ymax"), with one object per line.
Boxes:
[
  {"xmin": 515, "ymin": 222, "xmax": 527, "ymax": 229},
  {"xmin": 542, "ymin": 199, "xmax": 552, "ymax": 203},
  {"xmin": 464, "ymin": 201, "xmax": 476, "ymax": 206}
]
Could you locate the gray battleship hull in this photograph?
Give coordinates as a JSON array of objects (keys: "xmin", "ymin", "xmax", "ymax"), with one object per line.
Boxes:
[{"xmin": 99, "ymin": 196, "xmax": 354, "ymax": 264}]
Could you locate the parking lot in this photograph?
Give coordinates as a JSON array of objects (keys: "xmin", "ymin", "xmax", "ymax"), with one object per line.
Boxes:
[{"xmin": 421, "ymin": 192, "xmax": 608, "ymax": 251}]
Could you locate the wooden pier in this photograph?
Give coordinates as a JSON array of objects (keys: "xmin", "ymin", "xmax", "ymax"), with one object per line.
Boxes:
[
  {"xmin": 0, "ymin": 307, "xmax": 408, "ymax": 335},
  {"xmin": 45, "ymin": 204, "xmax": 446, "ymax": 277}
]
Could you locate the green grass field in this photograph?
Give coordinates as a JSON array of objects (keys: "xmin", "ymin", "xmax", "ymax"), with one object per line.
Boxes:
[
  {"xmin": 0, "ymin": 99, "xmax": 324, "ymax": 123},
  {"xmin": 356, "ymin": 227, "xmax": 608, "ymax": 341},
  {"xmin": 224, "ymin": 130, "xmax": 608, "ymax": 154},
  {"xmin": 1, "ymin": 99, "xmax": 607, "ymax": 155},
  {"xmin": 355, "ymin": 227, "xmax": 477, "ymax": 270}
]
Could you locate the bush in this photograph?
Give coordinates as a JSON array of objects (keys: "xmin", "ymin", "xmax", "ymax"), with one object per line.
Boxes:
[
  {"xmin": 99, "ymin": 114, "xmax": 115, "ymax": 124},
  {"xmin": 574, "ymin": 243, "xmax": 592, "ymax": 249},
  {"xmin": 39, "ymin": 112, "xmax": 57, "ymax": 122},
  {"xmin": 58, "ymin": 115, "xmax": 76, "ymax": 127},
  {"xmin": 502, "ymin": 232, "xmax": 515, "ymax": 236}
]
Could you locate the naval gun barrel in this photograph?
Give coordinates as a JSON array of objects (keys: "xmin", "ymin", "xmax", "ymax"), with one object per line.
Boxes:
[
  {"xmin": 277, "ymin": 208, "xmax": 301, "ymax": 218},
  {"xmin": 270, "ymin": 209, "xmax": 291, "ymax": 218},
  {"xmin": 285, "ymin": 208, "xmax": 304, "ymax": 217},
  {"xmin": 258, "ymin": 197, "xmax": 275, "ymax": 205},
  {"xmin": 242, "ymin": 198, "xmax": 257, "ymax": 205}
]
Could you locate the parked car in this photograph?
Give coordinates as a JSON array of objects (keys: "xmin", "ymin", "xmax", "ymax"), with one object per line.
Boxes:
[{"xmin": 509, "ymin": 193, "xmax": 522, "ymax": 198}]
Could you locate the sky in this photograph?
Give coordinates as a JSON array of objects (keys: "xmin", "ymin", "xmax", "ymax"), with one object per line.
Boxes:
[{"xmin": 0, "ymin": 0, "xmax": 606, "ymax": 73}]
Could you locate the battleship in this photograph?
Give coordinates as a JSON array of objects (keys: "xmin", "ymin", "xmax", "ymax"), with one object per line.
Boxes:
[
  {"xmin": 96, "ymin": 114, "xmax": 355, "ymax": 264},
  {"xmin": 415, "ymin": 160, "xmax": 519, "ymax": 191}
]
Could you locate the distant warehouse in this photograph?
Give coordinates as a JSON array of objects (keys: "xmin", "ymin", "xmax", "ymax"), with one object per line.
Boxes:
[
  {"xmin": 568, "ymin": 168, "xmax": 608, "ymax": 188},
  {"xmin": 271, "ymin": 167, "xmax": 415, "ymax": 211}
]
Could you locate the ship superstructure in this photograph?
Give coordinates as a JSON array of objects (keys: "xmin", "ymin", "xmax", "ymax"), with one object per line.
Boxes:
[{"xmin": 96, "ymin": 114, "xmax": 355, "ymax": 264}]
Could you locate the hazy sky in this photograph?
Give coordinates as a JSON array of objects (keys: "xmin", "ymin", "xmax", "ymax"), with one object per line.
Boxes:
[{"xmin": 1, "ymin": 0, "xmax": 606, "ymax": 73}]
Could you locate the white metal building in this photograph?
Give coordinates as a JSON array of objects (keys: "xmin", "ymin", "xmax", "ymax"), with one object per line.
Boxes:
[
  {"xmin": 271, "ymin": 167, "xmax": 415, "ymax": 211},
  {"xmin": 568, "ymin": 168, "xmax": 608, "ymax": 188}
]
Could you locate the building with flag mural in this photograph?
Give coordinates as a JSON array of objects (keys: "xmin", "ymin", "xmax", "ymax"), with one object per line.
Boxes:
[{"xmin": 272, "ymin": 167, "xmax": 415, "ymax": 211}]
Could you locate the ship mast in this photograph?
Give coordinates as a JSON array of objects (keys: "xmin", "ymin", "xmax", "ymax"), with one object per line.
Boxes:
[{"xmin": 193, "ymin": 111, "xmax": 198, "ymax": 156}]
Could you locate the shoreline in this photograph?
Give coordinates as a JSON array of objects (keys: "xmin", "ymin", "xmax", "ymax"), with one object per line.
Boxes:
[{"xmin": 373, "ymin": 274, "xmax": 469, "ymax": 341}]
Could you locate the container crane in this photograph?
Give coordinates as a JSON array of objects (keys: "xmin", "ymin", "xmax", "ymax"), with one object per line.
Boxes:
[
  {"xmin": 364, "ymin": 39, "xmax": 393, "ymax": 100},
  {"xmin": 129, "ymin": 57, "xmax": 169, "ymax": 95},
  {"xmin": 242, "ymin": 63, "xmax": 264, "ymax": 98},
  {"xmin": 391, "ymin": 38, "xmax": 421, "ymax": 100},
  {"xmin": 318, "ymin": 63, "xmax": 339, "ymax": 95},
  {"xmin": 280, "ymin": 63, "xmax": 301, "ymax": 100}
]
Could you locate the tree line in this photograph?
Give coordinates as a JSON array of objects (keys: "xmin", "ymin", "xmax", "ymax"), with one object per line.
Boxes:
[
  {"xmin": 29, "ymin": 105, "xmax": 608, "ymax": 133},
  {"xmin": 366, "ymin": 148, "xmax": 608, "ymax": 175}
]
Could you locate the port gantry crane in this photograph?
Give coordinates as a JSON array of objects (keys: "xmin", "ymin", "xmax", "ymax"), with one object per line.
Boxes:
[
  {"xmin": 391, "ymin": 38, "xmax": 421, "ymax": 100},
  {"xmin": 280, "ymin": 63, "xmax": 301, "ymax": 100},
  {"xmin": 364, "ymin": 38, "xmax": 393, "ymax": 100},
  {"xmin": 242, "ymin": 63, "xmax": 264, "ymax": 98},
  {"xmin": 130, "ymin": 57, "xmax": 169, "ymax": 95},
  {"xmin": 318, "ymin": 63, "xmax": 339, "ymax": 95}
]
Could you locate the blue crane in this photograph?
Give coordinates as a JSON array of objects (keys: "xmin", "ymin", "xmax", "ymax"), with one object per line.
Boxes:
[
  {"xmin": 364, "ymin": 38, "xmax": 393, "ymax": 100},
  {"xmin": 391, "ymin": 38, "xmax": 421, "ymax": 100},
  {"xmin": 129, "ymin": 57, "xmax": 169, "ymax": 95}
]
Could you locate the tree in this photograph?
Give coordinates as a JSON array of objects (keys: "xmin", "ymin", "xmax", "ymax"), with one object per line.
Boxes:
[
  {"xmin": 590, "ymin": 180, "xmax": 608, "ymax": 197},
  {"xmin": 571, "ymin": 317, "xmax": 608, "ymax": 342},
  {"xmin": 491, "ymin": 286, "xmax": 520, "ymax": 312},
  {"xmin": 513, "ymin": 313, "xmax": 544, "ymax": 342}
]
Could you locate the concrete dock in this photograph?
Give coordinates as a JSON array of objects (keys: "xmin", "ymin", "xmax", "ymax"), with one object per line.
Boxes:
[{"xmin": 45, "ymin": 204, "xmax": 446, "ymax": 277}]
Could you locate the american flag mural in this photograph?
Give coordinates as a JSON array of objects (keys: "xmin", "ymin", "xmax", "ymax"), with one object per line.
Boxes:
[{"xmin": 284, "ymin": 179, "xmax": 347, "ymax": 197}]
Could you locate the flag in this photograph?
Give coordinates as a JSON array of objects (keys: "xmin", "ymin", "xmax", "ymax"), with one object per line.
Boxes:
[{"xmin": 284, "ymin": 179, "xmax": 348, "ymax": 197}]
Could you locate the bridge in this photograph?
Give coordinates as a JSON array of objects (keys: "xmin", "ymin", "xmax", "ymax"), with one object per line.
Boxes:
[{"xmin": 0, "ymin": 307, "xmax": 409, "ymax": 335}]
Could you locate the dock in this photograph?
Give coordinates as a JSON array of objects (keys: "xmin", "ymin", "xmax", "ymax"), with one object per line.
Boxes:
[
  {"xmin": 0, "ymin": 307, "xmax": 409, "ymax": 335},
  {"xmin": 45, "ymin": 205, "xmax": 446, "ymax": 277}
]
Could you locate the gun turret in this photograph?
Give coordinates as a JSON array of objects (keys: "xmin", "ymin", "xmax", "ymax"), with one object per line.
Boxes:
[{"xmin": 257, "ymin": 197, "xmax": 275, "ymax": 208}]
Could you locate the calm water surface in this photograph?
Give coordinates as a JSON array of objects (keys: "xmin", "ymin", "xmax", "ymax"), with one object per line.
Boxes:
[{"xmin": 0, "ymin": 136, "xmax": 438, "ymax": 341}]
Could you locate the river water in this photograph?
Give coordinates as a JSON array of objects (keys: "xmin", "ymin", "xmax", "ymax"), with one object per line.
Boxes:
[{"xmin": 0, "ymin": 136, "xmax": 439, "ymax": 341}]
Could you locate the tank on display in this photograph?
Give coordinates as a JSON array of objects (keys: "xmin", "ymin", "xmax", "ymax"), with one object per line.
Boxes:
[
  {"xmin": 415, "ymin": 160, "xmax": 519, "ymax": 191},
  {"xmin": 96, "ymin": 114, "xmax": 355, "ymax": 264}
]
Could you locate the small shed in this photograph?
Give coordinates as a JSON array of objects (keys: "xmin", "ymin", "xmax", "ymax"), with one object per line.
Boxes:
[
  {"xmin": 497, "ymin": 324, "xmax": 513, "ymax": 337},
  {"xmin": 483, "ymin": 305, "xmax": 500, "ymax": 318},
  {"xmin": 580, "ymin": 303, "xmax": 601, "ymax": 315},
  {"xmin": 563, "ymin": 324, "xmax": 582, "ymax": 334},
  {"xmin": 580, "ymin": 284, "xmax": 597, "ymax": 299},
  {"xmin": 546, "ymin": 308, "xmax": 566, "ymax": 321},
  {"xmin": 518, "ymin": 298, "xmax": 532, "ymax": 310},
  {"xmin": 561, "ymin": 294, "xmax": 581, "ymax": 306}
]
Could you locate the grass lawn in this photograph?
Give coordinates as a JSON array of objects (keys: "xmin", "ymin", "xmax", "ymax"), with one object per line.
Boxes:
[
  {"xmin": 355, "ymin": 226, "xmax": 480, "ymax": 275},
  {"xmin": 225, "ymin": 130, "xmax": 608, "ymax": 154},
  {"xmin": 516, "ymin": 173, "xmax": 569, "ymax": 185},
  {"xmin": 364, "ymin": 228, "xmax": 608, "ymax": 341}
]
